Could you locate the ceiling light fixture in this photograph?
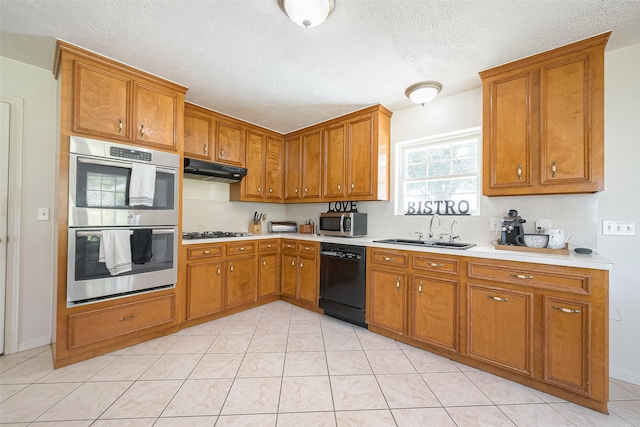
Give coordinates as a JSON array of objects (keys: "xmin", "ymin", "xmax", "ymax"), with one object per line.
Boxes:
[
  {"xmin": 278, "ymin": 0, "xmax": 336, "ymax": 28},
  {"xmin": 405, "ymin": 81, "xmax": 443, "ymax": 105}
]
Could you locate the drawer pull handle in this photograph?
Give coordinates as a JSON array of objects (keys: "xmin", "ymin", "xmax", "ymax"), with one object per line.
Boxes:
[
  {"xmin": 230, "ymin": 264, "xmax": 234, "ymax": 273},
  {"xmin": 266, "ymin": 244, "xmax": 272, "ymax": 248},
  {"xmin": 396, "ymin": 277, "xmax": 401, "ymax": 290},
  {"xmin": 304, "ymin": 246, "xmax": 311, "ymax": 250},
  {"xmin": 203, "ymin": 143, "xmax": 207, "ymax": 155},
  {"xmin": 263, "ymin": 260, "xmax": 266, "ymax": 267},
  {"xmin": 291, "ymin": 260, "xmax": 296, "ymax": 267},
  {"xmin": 429, "ymin": 263, "xmax": 443, "ymax": 267},
  {"xmin": 383, "ymin": 257, "xmax": 395, "ymax": 262},
  {"xmin": 553, "ymin": 305, "xmax": 581, "ymax": 314},
  {"xmin": 140, "ymin": 124, "xmax": 145, "ymax": 137},
  {"xmin": 517, "ymin": 163, "xmax": 522, "ymax": 180},
  {"xmin": 239, "ymin": 247, "xmax": 246, "ymax": 251},
  {"xmin": 119, "ymin": 314, "xmax": 137, "ymax": 321},
  {"xmin": 217, "ymin": 267, "xmax": 221, "ymax": 275},
  {"xmin": 203, "ymin": 250, "xmax": 211, "ymax": 254},
  {"xmin": 418, "ymin": 280, "xmax": 423, "ymax": 294},
  {"xmin": 511, "ymin": 274, "xmax": 534, "ymax": 279},
  {"xmin": 300, "ymin": 261, "xmax": 304, "ymax": 268},
  {"xmin": 552, "ymin": 160, "xmax": 557, "ymax": 178},
  {"xmin": 118, "ymin": 118, "xmax": 123, "ymax": 133},
  {"xmin": 257, "ymin": 186, "xmax": 261, "ymax": 193},
  {"xmin": 487, "ymin": 295, "xmax": 509, "ymax": 302}
]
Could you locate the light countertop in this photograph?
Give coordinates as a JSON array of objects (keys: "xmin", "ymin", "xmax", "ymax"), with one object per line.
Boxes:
[{"xmin": 182, "ymin": 233, "xmax": 613, "ymax": 271}]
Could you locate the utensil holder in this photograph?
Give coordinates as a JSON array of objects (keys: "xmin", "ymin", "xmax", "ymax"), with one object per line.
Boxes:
[
  {"xmin": 249, "ymin": 221, "xmax": 262, "ymax": 234},
  {"xmin": 299, "ymin": 224, "xmax": 314, "ymax": 234}
]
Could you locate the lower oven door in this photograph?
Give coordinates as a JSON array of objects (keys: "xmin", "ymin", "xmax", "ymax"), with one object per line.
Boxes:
[{"xmin": 67, "ymin": 226, "xmax": 178, "ymax": 306}]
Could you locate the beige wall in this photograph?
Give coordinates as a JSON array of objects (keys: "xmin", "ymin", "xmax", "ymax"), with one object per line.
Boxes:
[{"xmin": 0, "ymin": 56, "xmax": 57, "ymax": 351}]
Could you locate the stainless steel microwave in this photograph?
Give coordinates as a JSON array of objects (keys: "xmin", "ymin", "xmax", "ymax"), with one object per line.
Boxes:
[{"xmin": 319, "ymin": 212, "xmax": 367, "ymax": 237}]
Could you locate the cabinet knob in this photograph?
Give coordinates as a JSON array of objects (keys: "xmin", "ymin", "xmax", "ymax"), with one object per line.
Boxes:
[
  {"xmin": 140, "ymin": 124, "xmax": 145, "ymax": 137},
  {"xmin": 230, "ymin": 263, "xmax": 234, "ymax": 272},
  {"xmin": 553, "ymin": 305, "xmax": 581, "ymax": 314},
  {"xmin": 351, "ymin": 183, "xmax": 354, "ymax": 190},
  {"xmin": 510, "ymin": 273, "xmax": 534, "ymax": 279},
  {"xmin": 338, "ymin": 183, "xmax": 341, "ymax": 190},
  {"xmin": 220, "ymin": 149, "xmax": 224, "ymax": 157},
  {"xmin": 552, "ymin": 160, "xmax": 557, "ymax": 178},
  {"xmin": 239, "ymin": 247, "xmax": 246, "ymax": 251},
  {"xmin": 487, "ymin": 295, "xmax": 509, "ymax": 302},
  {"xmin": 118, "ymin": 118, "xmax": 123, "ymax": 133},
  {"xmin": 263, "ymin": 260, "xmax": 266, "ymax": 267},
  {"xmin": 517, "ymin": 164, "xmax": 522, "ymax": 180},
  {"xmin": 266, "ymin": 244, "xmax": 272, "ymax": 248},
  {"xmin": 269, "ymin": 187, "xmax": 273, "ymax": 193},
  {"xmin": 396, "ymin": 277, "xmax": 401, "ymax": 290},
  {"xmin": 291, "ymin": 260, "xmax": 296, "ymax": 266},
  {"xmin": 295, "ymin": 188, "xmax": 299, "ymax": 194},
  {"xmin": 257, "ymin": 186, "xmax": 261, "ymax": 193},
  {"xmin": 304, "ymin": 246, "xmax": 311, "ymax": 251},
  {"xmin": 418, "ymin": 280, "xmax": 423, "ymax": 294},
  {"xmin": 217, "ymin": 267, "xmax": 221, "ymax": 275},
  {"xmin": 304, "ymin": 187, "xmax": 308, "ymax": 193},
  {"xmin": 300, "ymin": 261, "xmax": 304, "ymax": 268}
]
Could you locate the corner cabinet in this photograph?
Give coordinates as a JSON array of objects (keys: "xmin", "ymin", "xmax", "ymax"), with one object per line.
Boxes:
[
  {"xmin": 57, "ymin": 41, "xmax": 186, "ymax": 151},
  {"xmin": 480, "ymin": 32, "xmax": 609, "ymax": 196}
]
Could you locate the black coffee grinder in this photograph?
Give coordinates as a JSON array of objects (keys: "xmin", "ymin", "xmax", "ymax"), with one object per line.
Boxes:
[{"xmin": 500, "ymin": 209, "xmax": 526, "ymax": 245}]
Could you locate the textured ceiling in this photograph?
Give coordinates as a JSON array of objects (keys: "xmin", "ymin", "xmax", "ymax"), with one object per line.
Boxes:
[{"xmin": 2, "ymin": 0, "xmax": 640, "ymax": 133}]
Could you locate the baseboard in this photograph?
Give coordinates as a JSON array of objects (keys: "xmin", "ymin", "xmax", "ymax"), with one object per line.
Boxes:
[
  {"xmin": 18, "ymin": 337, "xmax": 52, "ymax": 353},
  {"xmin": 610, "ymin": 366, "xmax": 640, "ymax": 385}
]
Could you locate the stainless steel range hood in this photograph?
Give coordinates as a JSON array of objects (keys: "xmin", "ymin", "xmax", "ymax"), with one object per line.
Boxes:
[{"xmin": 183, "ymin": 158, "xmax": 247, "ymax": 183}]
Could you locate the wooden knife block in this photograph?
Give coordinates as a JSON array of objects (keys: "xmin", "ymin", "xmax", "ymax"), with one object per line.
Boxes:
[{"xmin": 249, "ymin": 221, "xmax": 262, "ymax": 234}]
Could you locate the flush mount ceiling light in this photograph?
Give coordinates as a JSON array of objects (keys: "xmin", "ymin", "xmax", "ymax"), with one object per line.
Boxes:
[
  {"xmin": 278, "ymin": 0, "xmax": 336, "ymax": 28},
  {"xmin": 405, "ymin": 81, "xmax": 443, "ymax": 105}
]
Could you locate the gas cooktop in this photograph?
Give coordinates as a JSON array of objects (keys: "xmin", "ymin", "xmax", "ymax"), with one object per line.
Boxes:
[{"xmin": 182, "ymin": 231, "xmax": 249, "ymax": 240}]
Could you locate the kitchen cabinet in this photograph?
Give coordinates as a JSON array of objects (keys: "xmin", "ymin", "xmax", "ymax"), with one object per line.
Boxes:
[
  {"xmin": 480, "ymin": 32, "xmax": 609, "ymax": 196},
  {"xmin": 215, "ymin": 119, "xmax": 245, "ymax": 167},
  {"xmin": 185, "ymin": 244, "xmax": 225, "ymax": 320},
  {"xmin": 184, "ymin": 103, "xmax": 215, "ymax": 160},
  {"xmin": 284, "ymin": 130, "xmax": 322, "ymax": 201},
  {"xmin": 224, "ymin": 241, "xmax": 257, "ymax": 308},
  {"xmin": 58, "ymin": 42, "xmax": 186, "ymax": 151},
  {"xmin": 366, "ymin": 248, "xmax": 409, "ymax": 335},
  {"xmin": 258, "ymin": 240, "xmax": 280, "ymax": 299},
  {"xmin": 280, "ymin": 240, "xmax": 319, "ymax": 307},
  {"xmin": 323, "ymin": 122, "xmax": 346, "ymax": 198},
  {"xmin": 230, "ymin": 130, "xmax": 283, "ymax": 202},
  {"xmin": 466, "ymin": 283, "xmax": 534, "ymax": 376}
]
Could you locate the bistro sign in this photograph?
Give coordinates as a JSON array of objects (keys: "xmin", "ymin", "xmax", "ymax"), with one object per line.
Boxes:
[{"xmin": 405, "ymin": 200, "xmax": 470, "ymax": 215}]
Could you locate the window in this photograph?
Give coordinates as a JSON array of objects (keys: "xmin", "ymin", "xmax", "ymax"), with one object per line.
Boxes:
[{"xmin": 396, "ymin": 127, "xmax": 481, "ymax": 216}]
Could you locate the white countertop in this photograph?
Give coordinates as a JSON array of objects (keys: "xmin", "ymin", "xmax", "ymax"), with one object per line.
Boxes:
[{"xmin": 182, "ymin": 233, "xmax": 613, "ymax": 271}]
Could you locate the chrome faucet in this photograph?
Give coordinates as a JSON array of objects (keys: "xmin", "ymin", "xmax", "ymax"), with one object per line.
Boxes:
[
  {"xmin": 428, "ymin": 214, "xmax": 441, "ymax": 240},
  {"xmin": 449, "ymin": 219, "xmax": 460, "ymax": 242}
]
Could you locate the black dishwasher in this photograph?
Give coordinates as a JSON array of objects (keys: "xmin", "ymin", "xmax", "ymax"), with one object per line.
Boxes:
[{"xmin": 319, "ymin": 242, "xmax": 367, "ymax": 328}]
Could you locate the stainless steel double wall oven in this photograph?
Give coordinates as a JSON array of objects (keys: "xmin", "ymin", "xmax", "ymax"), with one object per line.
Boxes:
[{"xmin": 67, "ymin": 136, "xmax": 179, "ymax": 305}]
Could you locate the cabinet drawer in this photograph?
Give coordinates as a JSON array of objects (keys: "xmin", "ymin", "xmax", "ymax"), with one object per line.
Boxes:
[
  {"xmin": 282, "ymin": 240, "xmax": 297, "ymax": 251},
  {"xmin": 227, "ymin": 241, "xmax": 256, "ymax": 256},
  {"xmin": 468, "ymin": 261, "xmax": 590, "ymax": 294},
  {"xmin": 68, "ymin": 295, "xmax": 175, "ymax": 349},
  {"xmin": 298, "ymin": 241, "xmax": 318, "ymax": 254},
  {"xmin": 259, "ymin": 240, "xmax": 279, "ymax": 252},
  {"xmin": 413, "ymin": 255, "xmax": 459, "ymax": 275},
  {"xmin": 369, "ymin": 248, "xmax": 409, "ymax": 268},
  {"xmin": 187, "ymin": 244, "xmax": 224, "ymax": 260}
]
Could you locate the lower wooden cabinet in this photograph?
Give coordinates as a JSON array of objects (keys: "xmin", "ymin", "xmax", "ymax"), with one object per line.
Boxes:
[
  {"xmin": 368, "ymin": 268, "xmax": 408, "ymax": 335},
  {"xmin": 466, "ymin": 284, "xmax": 534, "ymax": 376},
  {"xmin": 225, "ymin": 255, "xmax": 257, "ymax": 308},
  {"xmin": 258, "ymin": 240, "xmax": 280, "ymax": 299},
  {"xmin": 543, "ymin": 296, "xmax": 591, "ymax": 394},
  {"xmin": 411, "ymin": 275, "xmax": 458, "ymax": 351},
  {"xmin": 187, "ymin": 260, "xmax": 224, "ymax": 319},
  {"xmin": 280, "ymin": 240, "xmax": 319, "ymax": 307}
]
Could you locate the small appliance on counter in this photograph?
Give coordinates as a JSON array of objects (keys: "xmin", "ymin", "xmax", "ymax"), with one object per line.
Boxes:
[
  {"xmin": 500, "ymin": 209, "xmax": 526, "ymax": 246},
  {"xmin": 267, "ymin": 221, "xmax": 298, "ymax": 233},
  {"xmin": 319, "ymin": 212, "xmax": 367, "ymax": 237}
]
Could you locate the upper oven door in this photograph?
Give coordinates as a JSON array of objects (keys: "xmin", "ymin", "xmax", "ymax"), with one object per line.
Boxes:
[{"xmin": 68, "ymin": 136, "xmax": 179, "ymax": 226}]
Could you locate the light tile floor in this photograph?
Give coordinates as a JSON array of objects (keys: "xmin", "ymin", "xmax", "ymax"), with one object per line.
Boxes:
[{"xmin": 1, "ymin": 300, "xmax": 639, "ymax": 426}]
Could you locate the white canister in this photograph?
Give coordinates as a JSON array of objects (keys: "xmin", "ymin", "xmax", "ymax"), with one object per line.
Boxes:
[{"xmin": 547, "ymin": 229, "xmax": 565, "ymax": 249}]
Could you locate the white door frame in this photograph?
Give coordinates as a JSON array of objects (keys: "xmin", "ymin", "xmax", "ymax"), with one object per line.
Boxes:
[{"xmin": 1, "ymin": 95, "xmax": 23, "ymax": 355}]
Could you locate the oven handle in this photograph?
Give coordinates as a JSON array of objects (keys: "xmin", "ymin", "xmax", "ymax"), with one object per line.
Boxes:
[
  {"xmin": 77, "ymin": 157, "xmax": 176, "ymax": 175},
  {"xmin": 75, "ymin": 228, "xmax": 175, "ymax": 237}
]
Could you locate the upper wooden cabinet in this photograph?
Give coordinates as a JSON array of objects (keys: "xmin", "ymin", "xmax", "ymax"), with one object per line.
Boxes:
[
  {"xmin": 56, "ymin": 41, "xmax": 186, "ymax": 151},
  {"xmin": 184, "ymin": 104, "xmax": 215, "ymax": 160},
  {"xmin": 480, "ymin": 32, "xmax": 609, "ymax": 196},
  {"xmin": 215, "ymin": 119, "xmax": 245, "ymax": 167}
]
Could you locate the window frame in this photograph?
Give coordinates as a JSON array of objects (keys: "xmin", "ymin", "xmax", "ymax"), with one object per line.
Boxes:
[{"xmin": 394, "ymin": 127, "xmax": 482, "ymax": 216}]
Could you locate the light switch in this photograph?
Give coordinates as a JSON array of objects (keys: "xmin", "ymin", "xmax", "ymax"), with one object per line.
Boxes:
[
  {"xmin": 602, "ymin": 220, "xmax": 635, "ymax": 236},
  {"xmin": 38, "ymin": 208, "xmax": 49, "ymax": 221}
]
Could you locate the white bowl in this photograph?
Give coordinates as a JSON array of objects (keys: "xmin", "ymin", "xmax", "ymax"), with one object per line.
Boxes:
[{"xmin": 522, "ymin": 234, "xmax": 549, "ymax": 248}]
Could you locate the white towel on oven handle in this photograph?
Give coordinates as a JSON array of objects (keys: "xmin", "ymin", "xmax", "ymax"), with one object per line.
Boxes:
[
  {"xmin": 99, "ymin": 230, "xmax": 133, "ymax": 276},
  {"xmin": 129, "ymin": 163, "xmax": 156, "ymax": 207}
]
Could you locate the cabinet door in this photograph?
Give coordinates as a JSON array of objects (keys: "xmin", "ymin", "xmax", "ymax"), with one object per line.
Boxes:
[
  {"xmin": 482, "ymin": 70, "xmax": 534, "ymax": 194},
  {"xmin": 467, "ymin": 284, "xmax": 534, "ymax": 376},
  {"xmin": 298, "ymin": 253, "xmax": 318, "ymax": 306},
  {"xmin": 265, "ymin": 136, "xmax": 283, "ymax": 200},
  {"xmin": 301, "ymin": 130, "xmax": 322, "ymax": 199},
  {"xmin": 323, "ymin": 123, "xmax": 346, "ymax": 198},
  {"xmin": 215, "ymin": 120, "xmax": 245, "ymax": 166},
  {"xmin": 539, "ymin": 52, "xmax": 598, "ymax": 188},
  {"xmin": 284, "ymin": 137, "xmax": 301, "ymax": 199},
  {"xmin": 411, "ymin": 275, "xmax": 458, "ymax": 351},
  {"xmin": 281, "ymin": 253, "xmax": 298, "ymax": 298},
  {"xmin": 258, "ymin": 253, "xmax": 280, "ymax": 299},
  {"xmin": 544, "ymin": 297, "xmax": 590, "ymax": 394},
  {"xmin": 225, "ymin": 256, "xmax": 256, "ymax": 308},
  {"xmin": 73, "ymin": 62, "xmax": 131, "ymax": 141},
  {"xmin": 184, "ymin": 107, "xmax": 214, "ymax": 160},
  {"xmin": 133, "ymin": 83, "xmax": 178, "ymax": 149},
  {"xmin": 347, "ymin": 114, "xmax": 374, "ymax": 197},
  {"xmin": 187, "ymin": 261, "xmax": 224, "ymax": 320},
  {"xmin": 367, "ymin": 268, "xmax": 407, "ymax": 335},
  {"xmin": 245, "ymin": 129, "xmax": 265, "ymax": 198}
]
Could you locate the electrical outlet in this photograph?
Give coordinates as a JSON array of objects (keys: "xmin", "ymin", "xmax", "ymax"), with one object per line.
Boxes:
[
  {"xmin": 603, "ymin": 220, "xmax": 636, "ymax": 236},
  {"xmin": 536, "ymin": 219, "xmax": 551, "ymax": 231},
  {"xmin": 490, "ymin": 218, "xmax": 502, "ymax": 231},
  {"xmin": 38, "ymin": 208, "xmax": 49, "ymax": 221}
]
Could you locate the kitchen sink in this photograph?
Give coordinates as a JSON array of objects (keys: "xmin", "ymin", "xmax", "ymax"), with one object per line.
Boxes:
[{"xmin": 373, "ymin": 238, "xmax": 476, "ymax": 250}]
